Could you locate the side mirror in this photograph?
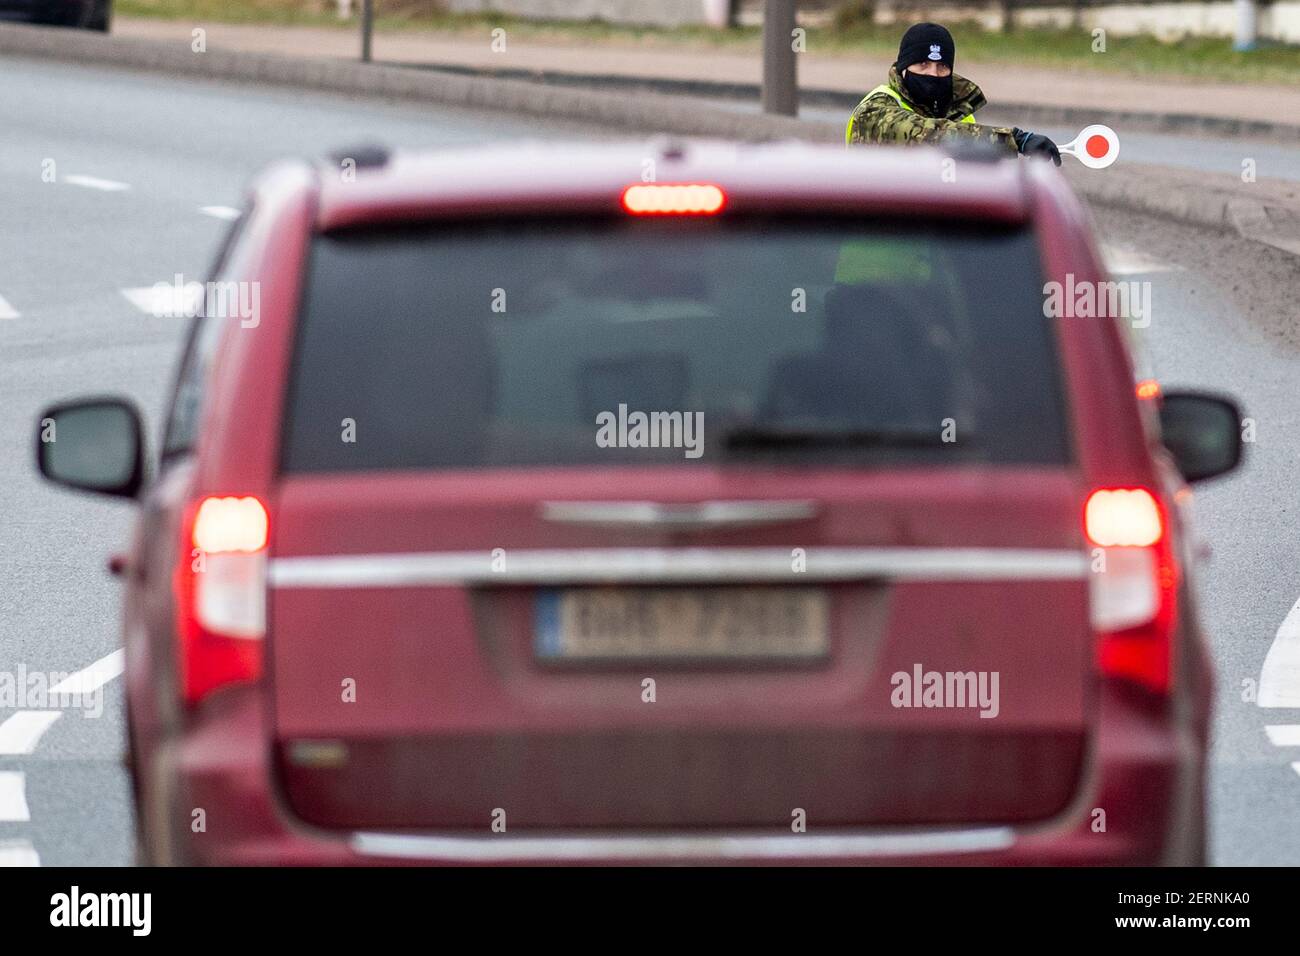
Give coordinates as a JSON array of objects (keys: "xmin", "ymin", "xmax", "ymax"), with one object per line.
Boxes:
[
  {"xmin": 36, "ymin": 397, "xmax": 145, "ymax": 499},
  {"xmin": 1158, "ymin": 390, "xmax": 1242, "ymax": 484}
]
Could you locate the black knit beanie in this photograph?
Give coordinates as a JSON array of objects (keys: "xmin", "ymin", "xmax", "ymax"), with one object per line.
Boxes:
[{"xmin": 895, "ymin": 22, "xmax": 955, "ymax": 72}]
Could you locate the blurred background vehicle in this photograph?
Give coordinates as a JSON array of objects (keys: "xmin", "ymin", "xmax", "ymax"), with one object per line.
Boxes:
[{"xmin": 0, "ymin": 0, "xmax": 111, "ymax": 30}]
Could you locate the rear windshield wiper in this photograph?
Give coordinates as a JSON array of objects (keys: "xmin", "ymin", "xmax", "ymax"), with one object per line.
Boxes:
[{"xmin": 722, "ymin": 426, "xmax": 959, "ymax": 452}]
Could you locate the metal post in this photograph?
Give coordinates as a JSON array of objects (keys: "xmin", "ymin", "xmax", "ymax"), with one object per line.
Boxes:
[
  {"xmin": 361, "ymin": 0, "xmax": 374, "ymax": 63},
  {"xmin": 1234, "ymin": 0, "xmax": 1258, "ymax": 51},
  {"xmin": 761, "ymin": 0, "xmax": 798, "ymax": 116}
]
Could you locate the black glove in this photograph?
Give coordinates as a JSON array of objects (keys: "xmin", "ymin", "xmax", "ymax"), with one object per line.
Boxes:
[{"xmin": 1012, "ymin": 128, "xmax": 1062, "ymax": 166}]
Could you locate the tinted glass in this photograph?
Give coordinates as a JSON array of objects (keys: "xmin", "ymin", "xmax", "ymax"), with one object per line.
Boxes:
[
  {"xmin": 162, "ymin": 208, "xmax": 250, "ymax": 458},
  {"xmin": 282, "ymin": 218, "xmax": 1069, "ymax": 472}
]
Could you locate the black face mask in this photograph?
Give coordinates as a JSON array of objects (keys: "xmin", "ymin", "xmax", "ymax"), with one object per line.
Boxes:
[{"xmin": 902, "ymin": 70, "xmax": 953, "ymax": 117}]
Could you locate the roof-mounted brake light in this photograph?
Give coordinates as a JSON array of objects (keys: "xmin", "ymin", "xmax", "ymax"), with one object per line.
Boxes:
[{"xmin": 622, "ymin": 184, "xmax": 726, "ymax": 216}]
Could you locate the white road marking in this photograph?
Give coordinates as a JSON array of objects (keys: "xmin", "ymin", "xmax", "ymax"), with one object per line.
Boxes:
[
  {"xmin": 0, "ymin": 652, "xmax": 126, "ymax": 860},
  {"xmin": 1102, "ymin": 244, "xmax": 1183, "ymax": 276},
  {"xmin": 1264, "ymin": 725, "xmax": 1300, "ymax": 747},
  {"xmin": 120, "ymin": 285, "xmax": 202, "ymax": 318},
  {"xmin": 0, "ymin": 293, "xmax": 18, "ymax": 319},
  {"xmin": 0, "ymin": 652, "xmax": 124, "ymax": 756},
  {"xmin": 49, "ymin": 648, "xmax": 124, "ymax": 697},
  {"xmin": 1293, "ymin": 762, "xmax": 1300, "ymax": 779},
  {"xmin": 0, "ymin": 839, "xmax": 40, "ymax": 867},
  {"xmin": 0, "ymin": 772, "xmax": 31, "ymax": 823},
  {"xmin": 0, "ymin": 712, "xmax": 62, "ymax": 756},
  {"xmin": 1259, "ymin": 597, "xmax": 1300, "ymax": 708},
  {"xmin": 199, "ymin": 205, "xmax": 241, "ymax": 221},
  {"xmin": 63, "ymin": 174, "xmax": 130, "ymax": 192}
]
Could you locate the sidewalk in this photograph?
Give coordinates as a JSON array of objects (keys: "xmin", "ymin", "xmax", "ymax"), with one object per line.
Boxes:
[{"xmin": 116, "ymin": 16, "xmax": 1298, "ymax": 130}]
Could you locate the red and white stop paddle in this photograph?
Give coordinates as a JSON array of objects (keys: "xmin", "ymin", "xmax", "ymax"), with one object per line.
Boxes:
[{"xmin": 1058, "ymin": 124, "xmax": 1120, "ymax": 169}]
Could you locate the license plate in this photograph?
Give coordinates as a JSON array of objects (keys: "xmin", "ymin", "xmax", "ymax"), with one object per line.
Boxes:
[{"xmin": 534, "ymin": 587, "xmax": 829, "ymax": 662}]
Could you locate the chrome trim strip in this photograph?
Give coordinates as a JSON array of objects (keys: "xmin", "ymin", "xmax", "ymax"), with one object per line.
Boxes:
[
  {"xmin": 540, "ymin": 500, "xmax": 819, "ymax": 529},
  {"xmin": 269, "ymin": 547, "xmax": 1087, "ymax": 588},
  {"xmin": 351, "ymin": 827, "xmax": 1016, "ymax": 862}
]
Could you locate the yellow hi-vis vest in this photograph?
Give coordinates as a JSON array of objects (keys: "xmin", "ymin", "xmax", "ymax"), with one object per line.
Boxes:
[
  {"xmin": 835, "ymin": 84, "xmax": 975, "ymax": 282},
  {"xmin": 844, "ymin": 83, "xmax": 976, "ymax": 145}
]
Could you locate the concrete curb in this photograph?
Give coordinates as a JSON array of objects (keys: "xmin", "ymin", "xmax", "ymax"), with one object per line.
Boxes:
[
  {"xmin": 0, "ymin": 22, "xmax": 833, "ymax": 144},
  {"xmin": 397, "ymin": 61, "xmax": 1300, "ymax": 144},
  {"xmin": 2, "ymin": 22, "xmax": 1297, "ymax": 254},
  {"xmin": 1063, "ymin": 163, "xmax": 1300, "ymax": 256}
]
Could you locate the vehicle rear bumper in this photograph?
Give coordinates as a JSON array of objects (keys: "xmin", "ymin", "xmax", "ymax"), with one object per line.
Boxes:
[{"xmin": 152, "ymin": 683, "xmax": 1204, "ymax": 866}]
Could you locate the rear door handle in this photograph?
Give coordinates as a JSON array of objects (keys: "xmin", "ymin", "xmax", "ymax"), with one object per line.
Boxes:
[{"xmin": 540, "ymin": 500, "xmax": 819, "ymax": 530}]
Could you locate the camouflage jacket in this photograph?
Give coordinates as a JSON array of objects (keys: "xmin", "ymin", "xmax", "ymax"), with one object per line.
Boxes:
[{"xmin": 847, "ymin": 66, "xmax": 1018, "ymax": 154}]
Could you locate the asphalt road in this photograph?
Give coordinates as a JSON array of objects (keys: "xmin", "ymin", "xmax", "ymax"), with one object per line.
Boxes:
[{"xmin": 1, "ymin": 56, "xmax": 1297, "ymax": 866}]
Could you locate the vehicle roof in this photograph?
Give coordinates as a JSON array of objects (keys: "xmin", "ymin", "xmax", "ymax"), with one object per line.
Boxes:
[{"xmin": 309, "ymin": 139, "xmax": 1037, "ymax": 232}]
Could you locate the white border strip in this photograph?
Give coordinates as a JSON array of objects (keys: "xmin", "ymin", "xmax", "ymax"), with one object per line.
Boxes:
[
  {"xmin": 0, "ymin": 712, "xmax": 62, "ymax": 756},
  {"xmin": 353, "ymin": 826, "xmax": 1016, "ymax": 862},
  {"xmin": 270, "ymin": 547, "xmax": 1088, "ymax": 589},
  {"xmin": 0, "ymin": 839, "xmax": 40, "ymax": 867},
  {"xmin": 199, "ymin": 205, "xmax": 241, "ymax": 221},
  {"xmin": 49, "ymin": 648, "xmax": 125, "ymax": 697},
  {"xmin": 0, "ymin": 772, "xmax": 31, "ymax": 823},
  {"xmin": 1260, "ymin": 597, "xmax": 1300, "ymax": 708},
  {"xmin": 1265, "ymin": 725, "xmax": 1300, "ymax": 747},
  {"xmin": 63, "ymin": 174, "xmax": 130, "ymax": 192}
]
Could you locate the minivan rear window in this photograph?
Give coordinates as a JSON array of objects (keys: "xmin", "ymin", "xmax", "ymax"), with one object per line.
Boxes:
[{"xmin": 281, "ymin": 218, "xmax": 1069, "ymax": 472}]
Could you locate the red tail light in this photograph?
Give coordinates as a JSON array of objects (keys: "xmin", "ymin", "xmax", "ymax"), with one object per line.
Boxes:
[
  {"xmin": 621, "ymin": 183, "xmax": 725, "ymax": 215},
  {"xmin": 1085, "ymin": 488, "xmax": 1177, "ymax": 695},
  {"xmin": 174, "ymin": 495, "xmax": 268, "ymax": 706},
  {"xmin": 1085, "ymin": 488, "xmax": 1162, "ymax": 547}
]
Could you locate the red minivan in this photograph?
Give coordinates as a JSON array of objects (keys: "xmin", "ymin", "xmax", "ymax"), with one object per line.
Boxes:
[{"xmin": 37, "ymin": 140, "xmax": 1242, "ymax": 865}]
